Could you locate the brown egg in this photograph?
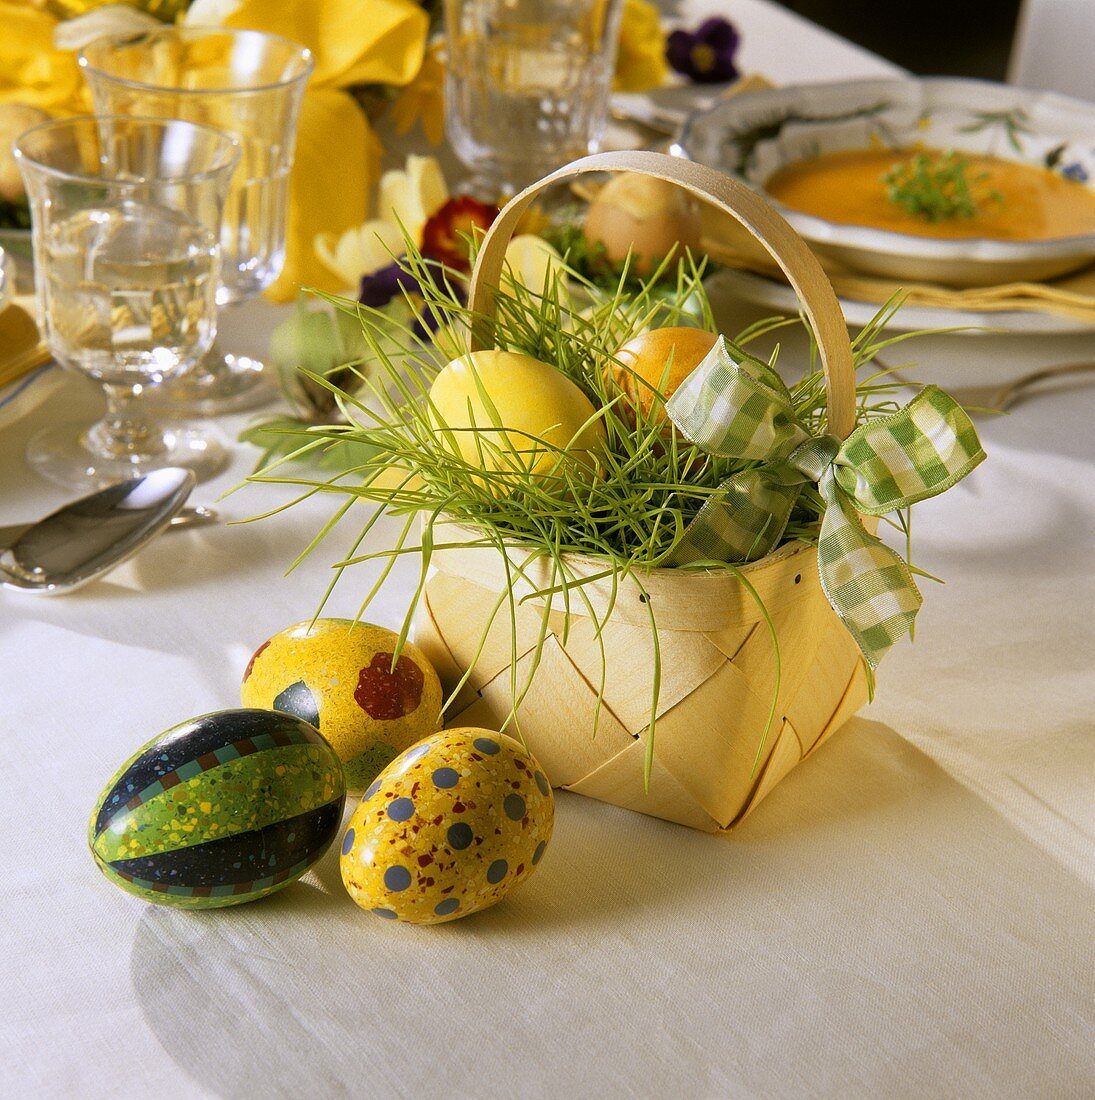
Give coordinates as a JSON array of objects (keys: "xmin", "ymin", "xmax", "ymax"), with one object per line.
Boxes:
[
  {"xmin": 0, "ymin": 104, "xmax": 50, "ymax": 203},
  {"xmin": 583, "ymin": 174, "xmax": 703, "ymax": 277},
  {"xmin": 611, "ymin": 326, "xmax": 720, "ymax": 425}
]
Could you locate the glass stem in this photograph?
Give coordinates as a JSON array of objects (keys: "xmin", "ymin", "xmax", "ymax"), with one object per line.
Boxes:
[{"xmin": 88, "ymin": 383, "xmax": 167, "ymax": 461}]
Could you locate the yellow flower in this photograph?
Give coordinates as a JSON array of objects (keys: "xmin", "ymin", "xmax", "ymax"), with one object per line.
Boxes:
[
  {"xmin": 53, "ymin": 6, "xmax": 163, "ymax": 52},
  {"xmin": 614, "ymin": 0, "xmax": 668, "ymax": 93},
  {"xmin": 391, "ymin": 41, "xmax": 445, "ymax": 146},
  {"xmin": 48, "ymin": 0, "xmax": 190, "ymax": 18},
  {"xmin": 186, "ymin": 0, "xmax": 429, "ymax": 301},
  {"xmin": 315, "ymin": 153, "xmax": 448, "ymax": 287}
]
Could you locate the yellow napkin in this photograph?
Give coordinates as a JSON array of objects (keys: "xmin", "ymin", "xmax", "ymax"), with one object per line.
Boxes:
[
  {"xmin": 0, "ymin": 3, "xmax": 88, "ymax": 114},
  {"xmin": 701, "ymin": 230, "xmax": 1095, "ymax": 324},
  {"xmin": 213, "ymin": 0, "xmax": 429, "ymax": 301},
  {"xmin": 824, "ymin": 261, "xmax": 1095, "ymax": 323},
  {"xmin": 0, "ymin": 302, "xmax": 48, "ymax": 389}
]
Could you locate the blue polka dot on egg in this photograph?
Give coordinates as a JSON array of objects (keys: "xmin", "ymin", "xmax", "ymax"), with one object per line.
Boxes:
[
  {"xmin": 473, "ymin": 737, "xmax": 500, "ymax": 755},
  {"xmin": 372, "ymin": 907, "xmax": 398, "ymax": 919},
  {"xmin": 487, "ymin": 859, "xmax": 508, "ymax": 884},
  {"xmin": 384, "ymin": 865, "xmax": 412, "ymax": 892},
  {"xmin": 387, "ymin": 797, "xmax": 415, "ymax": 822},
  {"xmin": 447, "ymin": 822, "xmax": 473, "ymax": 850},
  {"xmin": 341, "ymin": 828, "xmax": 355, "ymax": 856},
  {"xmin": 434, "ymin": 898, "xmax": 460, "ymax": 917},
  {"xmin": 504, "ymin": 794, "xmax": 525, "ymax": 821},
  {"xmin": 535, "ymin": 771, "xmax": 550, "ymax": 797},
  {"xmin": 432, "ymin": 767, "xmax": 459, "ymax": 789}
]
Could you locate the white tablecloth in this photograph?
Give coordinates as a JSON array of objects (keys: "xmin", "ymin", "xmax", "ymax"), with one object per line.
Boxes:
[{"xmin": 2, "ymin": 2, "xmax": 1093, "ymax": 1097}]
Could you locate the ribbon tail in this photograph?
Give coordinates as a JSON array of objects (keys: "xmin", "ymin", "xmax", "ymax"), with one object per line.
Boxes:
[
  {"xmin": 668, "ymin": 470, "xmax": 800, "ymax": 566},
  {"xmin": 816, "ymin": 477, "xmax": 922, "ymax": 668}
]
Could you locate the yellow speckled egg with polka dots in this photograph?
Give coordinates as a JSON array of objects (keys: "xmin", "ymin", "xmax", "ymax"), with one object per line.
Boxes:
[
  {"xmin": 241, "ymin": 619, "xmax": 442, "ymax": 792},
  {"xmin": 339, "ymin": 728, "xmax": 554, "ymax": 924}
]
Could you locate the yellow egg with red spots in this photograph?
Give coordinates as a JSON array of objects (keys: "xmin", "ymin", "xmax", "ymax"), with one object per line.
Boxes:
[
  {"xmin": 611, "ymin": 326, "xmax": 719, "ymax": 424},
  {"xmin": 583, "ymin": 173, "xmax": 703, "ymax": 277},
  {"xmin": 428, "ymin": 349, "xmax": 605, "ymax": 483},
  {"xmin": 240, "ymin": 619, "xmax": 442, "ymax": 791},
  {"xmin": 339, "ymin": 728, "xmax": 554, "ymax": 924}
]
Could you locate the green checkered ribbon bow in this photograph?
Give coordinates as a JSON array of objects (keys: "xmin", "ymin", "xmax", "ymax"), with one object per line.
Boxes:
[{"xmin": 665, "ymin": 337, "xmax": 986, "ymax": 667}]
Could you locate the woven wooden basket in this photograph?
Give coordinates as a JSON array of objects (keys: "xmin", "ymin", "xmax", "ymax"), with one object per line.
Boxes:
[{"xmin": 414, "ymin": 150, "xmax": 867, "ymax": 833}]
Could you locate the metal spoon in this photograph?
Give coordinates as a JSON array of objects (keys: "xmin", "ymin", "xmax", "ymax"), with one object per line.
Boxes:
[{"xmin": 0, "ymin": 468, "xmax": 212, "ymax": 595}]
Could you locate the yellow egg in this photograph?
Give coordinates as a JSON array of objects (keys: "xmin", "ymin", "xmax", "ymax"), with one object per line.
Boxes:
[
  {"xmin": 428, "ymin": 349, "xmax": 605, "ymax": 481},
  {"xmin": 240, "ymin": 619, "xmax": 443, "ymax": 791},
  {"xmin": 340, "ymin": 728, "xmax": 554, "ymax": 924},
  {"xmin": 501, "ymin": 233, "xmax": 564, "ymax": 297},
  {"xmin": 583, "ymin": 173, "xmax": 703, "ymax": 277},
  {"xmin": 611, "ymin": 326, "xmax": 719, "ymax": 424}
]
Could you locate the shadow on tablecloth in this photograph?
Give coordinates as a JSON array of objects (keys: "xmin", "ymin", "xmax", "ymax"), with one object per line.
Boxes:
[{"xmin": 129, "ymin": 716, "xmax": 1095, "ymax": 1099}]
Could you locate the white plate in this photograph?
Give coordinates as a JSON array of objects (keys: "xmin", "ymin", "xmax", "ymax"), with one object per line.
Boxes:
[
  {"xmin": 707, "ymin": 265, "xmax": 1095, "ymax": 335},
  {"xmin": 677, "ymin": 77, "xmax": 1095, "ymax": 288},
  {"xmin": 0, "ymin": 362, "xmax": 62, "ymax": 430}
]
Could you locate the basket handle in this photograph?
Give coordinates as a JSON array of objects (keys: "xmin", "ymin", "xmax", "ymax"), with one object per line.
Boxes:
[{"xmin": 467, "ymin": 150, "xmax": 857, "ymax": 441}]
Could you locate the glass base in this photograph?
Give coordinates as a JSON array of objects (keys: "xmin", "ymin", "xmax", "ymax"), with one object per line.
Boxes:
[
  {"xmin": 459, "ymin": 168, "xmax": 579, "ymax": 211},
  {"xmin": 460, "ymin": 172, "xmax": 522, "ymax": 204},
  {"xmin": 151, "ymin": 344, "xmax": 279, "ymax": 417},
  {"xmin": 26, "ymin": 419, "xmax": 229, "ymax": 491}
]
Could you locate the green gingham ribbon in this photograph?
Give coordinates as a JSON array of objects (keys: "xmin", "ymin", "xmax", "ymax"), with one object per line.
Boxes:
[{"xmin": 665, "ymin": 337, "xmax": 986, "ymax": 667}]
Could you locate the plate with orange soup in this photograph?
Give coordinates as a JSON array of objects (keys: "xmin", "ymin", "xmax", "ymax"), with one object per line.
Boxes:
[{"xmin": 676, "ymin": 77, "xmax": 1095, "ymax": 289}]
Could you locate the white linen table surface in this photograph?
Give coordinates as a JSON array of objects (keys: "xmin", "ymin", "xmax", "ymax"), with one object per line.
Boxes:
[{"xmin": 2, "ymin": 2, "xmax": 1092, "ymax": 1097}]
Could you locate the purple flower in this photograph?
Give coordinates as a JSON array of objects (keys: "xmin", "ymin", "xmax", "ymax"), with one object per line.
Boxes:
[
  {"xmin": 358, "ymin": 261, "xmax": 464, "ymax": 339},
  {"xmin": 358, "ymin": 261, "xmax": 419, "ymax": 309},
  {"xmin": 1062, "ymin": 162, "xmax": 1090, "ymax": 183},
  {"xmin": 666, "ymin": 17, "xmax": 741, "ymax": 85}
]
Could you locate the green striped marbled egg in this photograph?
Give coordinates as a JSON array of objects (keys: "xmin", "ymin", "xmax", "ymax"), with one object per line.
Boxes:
[{"xmin": 89, "ymin": 709, "xmax": 345, "ymax": 908}]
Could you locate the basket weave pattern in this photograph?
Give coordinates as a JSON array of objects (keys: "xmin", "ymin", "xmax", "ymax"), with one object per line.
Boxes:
[
  {"xmin": 415, "ymin": 531, "xmax": 868, "ymax": 833},
  {"xmin": 413, "ymin": 150, "xmax": 868, "ymax": 832}
]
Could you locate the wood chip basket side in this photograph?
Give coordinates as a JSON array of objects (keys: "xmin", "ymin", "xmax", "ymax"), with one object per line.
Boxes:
[{"xmin": 413, "ymin": 151, "xmax": 868, "ymax": 833}]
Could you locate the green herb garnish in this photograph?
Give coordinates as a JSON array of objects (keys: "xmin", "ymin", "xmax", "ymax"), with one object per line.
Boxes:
[{"xmin": 883, "ymin": 150, "xmax": 1002, "ymax": 223}]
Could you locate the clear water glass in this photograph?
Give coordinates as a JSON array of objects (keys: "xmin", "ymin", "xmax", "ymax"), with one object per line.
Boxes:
[
  {"xmin": 15, "ymin": 115, "xmax": 238, "ymax": 489},
  {"xmin": 79, "ymin": 28, "xmax": 313, "ymax": 412},
  {"xmin": 443, "ymin": 0, "xmax": 625, "ymax": 198}
]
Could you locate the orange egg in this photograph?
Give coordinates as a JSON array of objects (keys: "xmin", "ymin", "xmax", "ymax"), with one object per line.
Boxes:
[
  {"xmin": 583, "ymin": 174, "xmax": 703, "ymax": 277},
  {"xmin": 611, "ymin": 327, "xmax": 719, "ymax": 425}
]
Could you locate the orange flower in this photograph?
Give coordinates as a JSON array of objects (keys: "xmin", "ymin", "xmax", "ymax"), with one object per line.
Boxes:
[{"xmin": 421, "ymin": 196, "xmax": 499, "ymax": 273}]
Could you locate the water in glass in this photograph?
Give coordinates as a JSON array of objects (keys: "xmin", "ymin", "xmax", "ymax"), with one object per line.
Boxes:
[{"xmin": 43, "ymin": 201, "xmax": 218, "ymax": 381}]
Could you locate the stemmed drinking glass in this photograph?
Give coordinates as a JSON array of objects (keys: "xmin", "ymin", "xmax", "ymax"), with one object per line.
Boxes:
[
  {"xmin": 14, "ymin": 115, "xmax": 239, "ymax": 490},
  {"xmin": 443, "ymin": 0, "xmax": 625, "ymax": 199},
  {"xmin": 79, "ymin": 27, "xmax": 314, "ymax": 414}
]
